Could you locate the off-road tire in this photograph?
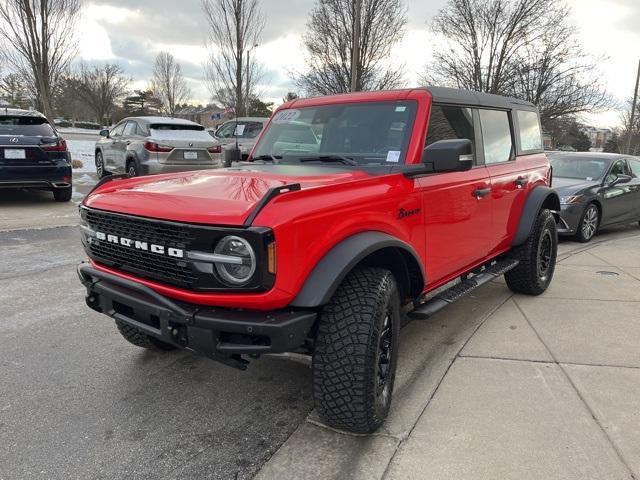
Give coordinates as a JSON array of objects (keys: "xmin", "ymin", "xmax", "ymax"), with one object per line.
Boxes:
[
  {"xmin": 574, "ymin": 203, "xmax": 599, "ymax": 243},
  {"xmin": 312, "ymin": 267, "xmax": 400, "ymax": 434},
  {"xmin": 115, "ymin": 320, "xmax": 176, "ymax": 351},
  {"xmin": 505, "ymin": 209, "xmax": 558, "ymax": 295},
  {"xmin": 53, "ymin": 186, "xmax": 72, "ymax": 202}
]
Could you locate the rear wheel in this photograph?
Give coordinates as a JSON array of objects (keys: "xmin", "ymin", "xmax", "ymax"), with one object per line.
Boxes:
[
  {"xmin": 575, "ymin": 203, "xmax": 599, "ymax": 243},
  {"xmin": 115, "ymin": 320, "xmax": 176, "ymax": 351},
  {"xmin": 126, "ymin": 160, "xmax": 138, "ymax": 177},
  {"xmin": 53, "ymin": 186, "xmax": 72, "ymax": 202},
  {"xmin": 505, "ymin": 209, "xmax": 558, "ymax": 295},
  {"xmin": 312, "ymin": 267, "xmax": 400, "ymax": 433},
  {"xmin": 95, "ymin": 151, "xmax": 109, "ymax": 178}
]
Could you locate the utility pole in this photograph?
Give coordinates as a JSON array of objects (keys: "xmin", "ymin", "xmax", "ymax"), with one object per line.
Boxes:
[
  {"xmin": 627, "ymin": 59, "xmax": 640, "ymax": 154},
  {"xmin": 245, "ymin": 43, "xmax": 258, "ymax": 116},
  {"xmin": 350, "ymin": 0, "xmax": 362, "ymax": 92}
]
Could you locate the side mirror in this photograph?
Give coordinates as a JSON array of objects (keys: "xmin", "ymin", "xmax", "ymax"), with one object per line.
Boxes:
[
  {"xmin": 423, "ymin": 139, "xmax": 474, "ymax": 173},
  {"xmin": 99, "ymin": 129, "xmax": 109, "ymax": 137},
  {"xmin": 610, "ymin": 174, "xmax": 632, "ymax": 187}
]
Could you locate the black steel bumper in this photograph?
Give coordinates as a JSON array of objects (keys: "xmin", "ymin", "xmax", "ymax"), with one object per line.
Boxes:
[{"xmin": 77, "ymin": 263, "xmax": 317, "ymax": 369}]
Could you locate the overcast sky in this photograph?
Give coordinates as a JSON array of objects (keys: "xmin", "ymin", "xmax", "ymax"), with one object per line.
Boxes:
[{"xmin": 78, "ymin": 0, "xmax": 639, "ymax": 128}]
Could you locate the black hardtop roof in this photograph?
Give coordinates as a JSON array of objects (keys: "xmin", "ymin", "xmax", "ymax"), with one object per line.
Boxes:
[{"xmin": 425, "ymin": 86, "xmax": 537, "ymax": 110}]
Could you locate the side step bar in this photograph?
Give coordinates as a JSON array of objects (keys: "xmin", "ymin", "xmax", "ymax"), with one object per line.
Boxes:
[{"xmin": 408, "ymin": 259, "xmax": 519, "ymax": 320}]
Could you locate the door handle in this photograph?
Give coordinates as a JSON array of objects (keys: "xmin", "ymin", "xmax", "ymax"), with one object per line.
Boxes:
[
  {"xmin": 515, "ymin": 177, "xmax": 527, "ymax": 188},
  {"xmin": 125, "ymin": 141, "xmax": 131, "ymax": 145},
  {"xmin": 473, "ymin": 187, "xmax": 491, "ymax": 199}
]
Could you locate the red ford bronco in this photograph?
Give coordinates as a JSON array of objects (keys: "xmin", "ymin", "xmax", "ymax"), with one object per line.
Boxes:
[{"xmin": 78, "ymin": 87, "xmax": 560, "ymax": 433}]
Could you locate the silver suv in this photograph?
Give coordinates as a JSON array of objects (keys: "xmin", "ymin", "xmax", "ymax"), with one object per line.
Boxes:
[
  {"xmin": 209, "ymin": 117, "xmax": 268, "ymax": 160},
  {"xmin": 95, "ymin": 117, "xmax": 222, "ymax": 177}
]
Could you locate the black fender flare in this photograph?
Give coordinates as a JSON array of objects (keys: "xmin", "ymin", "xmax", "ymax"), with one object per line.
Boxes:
[
  {"xmin": 290, "ymin": 231, "xmax": 425, "ymax": 308},
  {"xmin": 513, "ymin": 186, "xmax": 561, "ymax": 246}
]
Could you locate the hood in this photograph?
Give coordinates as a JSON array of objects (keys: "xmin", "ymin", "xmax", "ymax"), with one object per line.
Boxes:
[
  {"xmin": 84, "ymin": 164, "xmax": 370, "ymax": 226},
  {"xmin": 552, "ymin": 176, "xmax": 600, "ymax": 196}
]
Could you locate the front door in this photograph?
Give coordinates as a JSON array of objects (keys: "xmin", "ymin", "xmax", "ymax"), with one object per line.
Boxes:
[
  {"xmin": 601, "ymin": 159, "xmax": 635, "ymax": 225},
  {"xmin": 419, "ymin": 105, "xmax": 494, "ymax": 286}
]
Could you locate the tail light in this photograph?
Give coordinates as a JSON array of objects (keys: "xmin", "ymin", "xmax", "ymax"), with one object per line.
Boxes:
[
  {"xmin": 144, "ymin": 141, "xmax": 174, "ymax": 153},
  {"xmin": 42, "ymin": 138, "xmax": 67, "ymax": 152},
  {"xmin": 208, "ymin": 145, "xmax": 222, "ymax": 154}
]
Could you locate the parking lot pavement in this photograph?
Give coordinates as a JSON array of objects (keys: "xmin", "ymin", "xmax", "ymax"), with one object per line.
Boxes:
[
  {"xmin": 0, "ymin": 226, "xmax": 314, "ymax": 480},
  {"xmin": 256, "ymin": 226, "xmax": 640, "ymax": 480}
]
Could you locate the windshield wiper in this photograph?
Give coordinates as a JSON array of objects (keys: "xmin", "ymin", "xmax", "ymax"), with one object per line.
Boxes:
[
  {"xmin": 299, "ymin": 155, "xmax": 357, "ymax": 166},
  {"xmin": 252, "ymin": 154, "xmax": 282, "ymax": 162}
]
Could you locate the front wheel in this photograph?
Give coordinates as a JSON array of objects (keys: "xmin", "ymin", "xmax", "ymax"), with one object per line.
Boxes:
[
  {"xmin": 312, "ymin": 267, "xmax": 400, "ymax": 433},
  {"xmin": 95, "ymin": 151, "xmax": 109, "ymax": 179},
  {"xmin": 505, "ymin": 209, "xmax": 558, "ymax": 295},
  {"xmin": 575, "ymin": 203, "xmax": 599, "ymax": 243}
]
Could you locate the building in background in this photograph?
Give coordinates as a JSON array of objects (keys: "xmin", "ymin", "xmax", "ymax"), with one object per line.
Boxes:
[
  {"xmin": 173, "ymin": 104, "xmax": 226, "ymax": 129},
  {"xmin": 582, "ymin": 126, "xmax": 612, "ymax": 152}
]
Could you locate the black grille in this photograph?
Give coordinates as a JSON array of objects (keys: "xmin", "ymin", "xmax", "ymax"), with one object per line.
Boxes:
[{"xmin": 82, "ymin": 208, "xmax": 198, "ymax": 288}]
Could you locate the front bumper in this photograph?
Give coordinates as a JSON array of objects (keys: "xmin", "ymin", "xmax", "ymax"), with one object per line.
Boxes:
[
  {"xmin": 557, "ymin": 203, "xmax": 584, "ymax": 235},
  {"xmin": 78, "ymin": 263, "xmax": 316, "ymax": 369}
]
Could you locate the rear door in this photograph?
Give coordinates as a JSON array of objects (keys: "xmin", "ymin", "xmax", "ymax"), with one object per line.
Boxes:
[
  {"xmin": 419, "ymin": 104, "xmax": 493, "ymax": 284},
  {"xmin": 484, "ymin": 108, "xmax": 546, "ymax": 253}
]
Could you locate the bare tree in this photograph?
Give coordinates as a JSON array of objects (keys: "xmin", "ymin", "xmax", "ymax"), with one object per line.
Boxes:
[
  {"xmin": 620, "ymin": 99, "xmax": 640, "ymax": 155},
  {"xmin": 152, "ymin": 52, "xmax": 191, "ymax": 116},
  {"xmin": 294, "ymin": 0, "xmax": 407, "ymax": 96},
  {"xmin": 422, "ymin": 0, "xmax": 609, "ymax": 124},
  {"xmin": 71, "ymin": 63, "xmax": 130, "ymax": 126},
  {"xmin": 202, "ymin": 0, "xmax": 265, "ymax": 116},
  {"xmin": 0, "ymin": 0, "xmax": 81, "ymax": 119},
  {"xmin": 0, "ymin": 72, "xmax": 31, "ymax": 108}
]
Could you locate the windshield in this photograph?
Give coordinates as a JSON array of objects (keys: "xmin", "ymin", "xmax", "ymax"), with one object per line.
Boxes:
[
  {"xmin": 550, "ymin": 156, "xmax": 609, "ymax": 180},
  {"xmin": 252, "ymin": 101, "xmax": 417, "ymax": 165},
  {"xmin": 0, "ymin": 116, "xmax": 55, "ymax": 136}
]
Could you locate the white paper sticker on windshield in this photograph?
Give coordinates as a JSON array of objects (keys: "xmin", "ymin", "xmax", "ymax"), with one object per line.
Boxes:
[
  {"xmin": 586, "ymin": 177, "xmax": 593, "ymax": 181},
  {"xmin": 234, "ymin": 124, "xmax": 246, "ymax": 136},
  {"xmin": 272, "ymin": 109, "xmax": 301, "ymax": 124},
  {"xmin": 395, "ymin": 106, "xmax": 406, "ymax": 112},
  {"xmin": 386, "ymin": 150, "xmax": 401, "ymax": 163}
]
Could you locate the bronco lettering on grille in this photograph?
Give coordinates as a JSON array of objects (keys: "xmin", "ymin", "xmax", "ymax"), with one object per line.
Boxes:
[{"xmin": 95, "ymin": 231, "xmax": 184, "ymax": 258}]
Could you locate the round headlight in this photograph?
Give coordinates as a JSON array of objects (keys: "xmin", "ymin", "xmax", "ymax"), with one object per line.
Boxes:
[{"xmin": 213, "ymin": 236, "xmax": 256, "ymax": 286}]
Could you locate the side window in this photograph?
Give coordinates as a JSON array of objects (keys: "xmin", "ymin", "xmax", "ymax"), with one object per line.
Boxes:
[
  {"xmin": 516, "ymin": 110, "xmax": 542, "ymax": 152},
  {"xmin": 628, "ymin": 159, "xmax": 640, "ymax": 178},
  {"xmin": 123, "ymin": 122, "xmax": 136, "ymax": 136},
  {"xmin": 479, "ymin": 109, "xmax": 514, "ymax": 164},
  {"xmin": 606, "ymin": 160, "xmax": 631, "ymax": 183},
  {"xmin": 216, "ymin": 122, "xmax": 236, "ymax": 138},
  {"xmin": 425, "ymin": 105, "xmax": 474, "ymax": 151},
  {"xmin": 110, "ymin": 123, "xmax": 125, "ymax": 137}
]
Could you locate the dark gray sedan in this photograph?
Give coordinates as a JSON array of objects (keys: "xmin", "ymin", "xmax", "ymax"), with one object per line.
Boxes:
[{"xmin": 549, "ymin": 152, "xmax": 640, "ymax": 242}]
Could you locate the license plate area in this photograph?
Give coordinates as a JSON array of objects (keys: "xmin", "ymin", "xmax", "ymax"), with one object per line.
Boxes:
[
  {"xmin": 4, "ymin": 149, "xmax": 26, "ymax": 160},
  {"xmin": 183, "ymin": 151, "xmax": 198, "ymax": 160}
]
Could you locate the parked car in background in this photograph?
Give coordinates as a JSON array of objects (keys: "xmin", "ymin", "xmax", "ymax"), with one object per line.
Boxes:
[
  {"xmin": 209, "ymin": 117, "xmax": 267, "ymax": 159},
  {"xmin": 0, "ymin": 108, "xmax": 72, "ymax": 202},
  {"xmin": 95, "ymin": 117, "xmax": 222, "ymax": 178},
  {"xmin": 549, "ymin": 152, "xmax": 640, "ymax": 242}
]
